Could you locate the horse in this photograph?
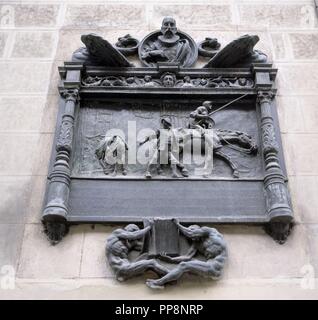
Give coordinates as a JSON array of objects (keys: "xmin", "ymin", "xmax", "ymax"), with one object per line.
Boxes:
[
  {"xmin": 142, "ymin": 127, "xmax": 257, "ymax": 178},
  {"xmin": 179, "ymin": 128, "xmax": 258, "ymax": 178}
]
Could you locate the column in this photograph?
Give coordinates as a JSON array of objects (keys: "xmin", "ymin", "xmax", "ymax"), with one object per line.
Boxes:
[
  {"xmin": 42, "ymin": 89, "xmax": 79, "ymax": 242},
  {"xmin": 257, "ymin": 90, "xmax": 293, "ymax": 243}
]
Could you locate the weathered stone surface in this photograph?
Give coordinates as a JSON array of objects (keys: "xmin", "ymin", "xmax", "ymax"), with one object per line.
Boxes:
[
  {"xmin": 39, "ymin": 94, "xmax": 59, "ymax": 134},
  {"xmin": 0, "ymin": 62, "xmax": 52, "ymax": 94},
  {"xmin": 276, "ymin": 96, "xmax": 305, "ymax": 133},
  {"xmin": 64, "ymin": 5, "xmax": 146, "ymax": 28},
  {"xmin": 282, "ymin": 133, "xmax": 318, "ymax": 176},
  {"xmin": 307, "ymin": 225, "xmax": 318, "ymax": 274},
  {"xmin": 31, "ymin": 133, "xmax": 54, "ymax": 176},
  {"xmin": 0, "ymin": 224, "xmax": 24, "ymax": 268},
  {"xmin": 0, "ymin": 4, "xmax": 59, "ymax": 27},
  {"xmin": 80, "ymin": 225, "xmax": 113, "ymax": 278},
  {"xmin": 17, "ymin": 224, "xmax": 84, "ymax": 279},
  {"xmin": 0, "ymin": 32, "xmax": 9, "ymax": 57},
  {"xmin": 24, "ymin": 175, "xmax": 47, "ymax": 224},
  {"xmin": 276, "ymin": 64, "xmax": 318, "ymax": 95},
  {"xmin": 0, "ymin": 96, "xmax": 46, "ymax": 132},
  {"xmin": 0, "ymin": 176, "xmax": 31, "ymax": 223},
  {"xmin": 0, "ymin": 133, "xmax": 39, "ymax": 176},
  {"xmin": 152, "ymin": 5, "xmax": 232, "ymax": 29},
  {"xmin": 238, "ymin": 4, "xmax": 317, "ymax": 29},
  {"xmin": 286, "ymin": 176, "xmax": 302, "ymax": 224},
  {"xmin": 289, "ymin": 176, "xmax": 318, "ymax": 223},
  {"xmin": 298, "ymin": 96, "xmax": 318, "ymax": 133},
  {"xmin": 2, "ymin": 277, "xmax": 318, "ymax": 300},
  {"xmin": 47, "ymin": 62, "xmax": 62, "ymax": 94},
  {"xmin": 220, "ymin": 225, "xmax": 309, "ymax": 279},
  {"xmin": 271, "ymin": 33, "xmax": 287, "ymax": 60},
  {"xmin": 290, "ymin": 33, "xmax": 318, "ymax": 60},
  {"xmin": 11, "ymin": 32, "xmax": 57, "ymax": 58}
]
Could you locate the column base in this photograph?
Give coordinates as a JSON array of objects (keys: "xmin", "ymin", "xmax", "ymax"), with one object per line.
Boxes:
[
  {"xmin": 42, "ymin": 219, "xmax": 69, "ymax": 245},
  {"xmin": 264, "ymin": 220, "xmax": 293, "ymax": 244}
]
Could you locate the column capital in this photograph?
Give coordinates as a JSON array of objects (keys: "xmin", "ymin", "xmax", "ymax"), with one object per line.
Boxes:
[
  {"xmin": 257, "ymin": 90, "xmax": 275, "ymax": 104},
  {"xmin": 60, "ymin": 88, "xmax": 79, "ymax": 102}
]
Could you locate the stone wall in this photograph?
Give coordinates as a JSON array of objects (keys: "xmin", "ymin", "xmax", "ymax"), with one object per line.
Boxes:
[{"xmin": 0, "ymin": 0, "xmax": 318, "ymax": 299}]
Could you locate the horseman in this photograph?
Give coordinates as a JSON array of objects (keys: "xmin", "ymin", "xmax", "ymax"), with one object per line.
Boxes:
[
  {"xmin": 188, "ymin": 101, "xmax": 215, "ymax": 130},
  {"xmin": 188, "ymin": 101, "xmax": 222, "ymax": 151}
]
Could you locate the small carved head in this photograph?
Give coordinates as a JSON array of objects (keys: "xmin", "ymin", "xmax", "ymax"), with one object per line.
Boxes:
[
  {"xmin": 125, "ymin": 224, "xmax": 140, "ymax": 232},
  {"xmin": 187, "ymin": 225, "xmax": 202, "ymax": 241},
  {"xmin": 161, "ymin": 118, "xmax": 172, "ymax": 129},
  {"xmin": 184, "ymin": 76, "xmax": 191, "ymax": 83},
  {"xmin": 144, "ymin": 75, "xmax": 152, "ymax": 82},
  {"xmin": 161, "ymin": 16, "xmax": 177, "ymax": 38},
  {"xmin": 238, "ymin": 78, "xmax": 247, "ymax": 86},
  {"xmin": 202, "ymin": 101, "xmax": 213, "ymax": 112},
  {"xmin": 161, "ymin": 72, "xmax": 176, "ymax": 87},
  {"xmin": 197, "ymin": 106, "xmax": 208, "ymax": 115}
]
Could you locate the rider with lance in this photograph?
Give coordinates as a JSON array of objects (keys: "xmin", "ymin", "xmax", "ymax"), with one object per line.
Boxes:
[
  {"xmin": 188, "ymin": 101, "xmax": 215, "ymax": 130},
  {"xmin": 188, "ymin": 100, "xmax": 222, "ymax": 151}
]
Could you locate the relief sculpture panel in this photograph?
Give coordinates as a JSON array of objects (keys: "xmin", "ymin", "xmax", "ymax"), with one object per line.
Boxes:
[{"xmin": 72, "ymin": 100, "xmax": 262, "ymax": 180}]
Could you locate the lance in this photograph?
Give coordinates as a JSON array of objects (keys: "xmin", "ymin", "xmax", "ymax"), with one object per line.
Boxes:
[{"xmin": 209, "ymin": 93, "xmax": 249, "ymax": 115}]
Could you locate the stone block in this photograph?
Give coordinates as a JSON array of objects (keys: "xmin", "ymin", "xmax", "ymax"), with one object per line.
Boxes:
[
  {"xmin": 219, "ymin": 225, "xmax": 309, "ymax": 279},
  {"xmin": 39, "ymin": 94, "xmax": 59, "ymax": 134},
  {"xmin": 0, "ymin": 176, "xmax": 31, "ymax": 224},
  {"xmin": 31, "ymin": 133, "xmax": 55, "ymax": 176},
  {"xmin": 307, "ymin": 225, "xmax": 318, "ymax": 274},
  {"xmin": 286, "ymin": 176, "xmax": 302, "ymax": 224},
  {"xmin": 80, "ymin": 225, "xmax": 114, "ymax": 278},
  {"xmin": 0, "ymin": 32, "xmax": 9, "ymax": 57},
  {"xmin": 0, "ymin": 4, "xmax": 59, "ymax": 28},
  {"xmin": 0, "ymin": 133, "xmax": 39, "ymax": 176},
  {"xmin": 11, "ymin": 31, "xmax": 57, "ymax": 59},
  {"xmin": 0, "ymin": 62, "xmax": 52, "ymax": 94},
  {"xmin": 290, "ymin": 33, "xmax": 318, "ymax": 60},
  {"xmin": 276, "ymin": 64, "xmax": 318, "ymax": 95},
  {"xmin": 64, "ymin": 4, "xmax": 146, "ymax": 28},
  {"xmin": 276, "ymin": 96, "xmax": 305, "ymax": 133},
  {"xmin": 0, "ymin": 224, "xmax": 24, "ymax": 269},
  {"xmin": 289, "ymin": 176, "xmax": 318, "ymax": 223},
  {"xmin": 47, "ymin": 61, "xmax": 63, "ymax": 95},
  {"xmin": 271, "ymin": 33, "xmax": 287, "ymax": 60},
  {"xmin": 298, "ymin": 96, "xmax": 318, "ymax": 133},
  {"xmin": 0, "ymin": 96, "xmax": 46, "ymax": 133},
  {"xmin": 17, "ymin": 224, "xmax": 84, "ymax": 279},
  {"xmin": 152, "ymin": 5, "xmax": 233, "ymax": 30},
  {"xmin": 55, "ymin": 29, "xmax": 88, "ymax": 62},
  {"xmin": 282, "ymin": 133, "xmax": 318, "ymax": 176},
  {"xmin": 238, "ymin": 4, "xmax": 317, "ymax": 29},
  {"xmin": 25, "ymin": 175, "xmax": 47, "ymax": 224}
]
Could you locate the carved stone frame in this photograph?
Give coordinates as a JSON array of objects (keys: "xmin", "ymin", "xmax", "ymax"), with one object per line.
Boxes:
[{"xmin": 42, "ymin": 62, "xmax": 293, "ymax": 244}]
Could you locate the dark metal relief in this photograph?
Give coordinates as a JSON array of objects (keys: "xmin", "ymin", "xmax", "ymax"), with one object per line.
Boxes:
[{"xmin": 43, "ymin": 16, "xmax": 293, "ymax": 288}]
